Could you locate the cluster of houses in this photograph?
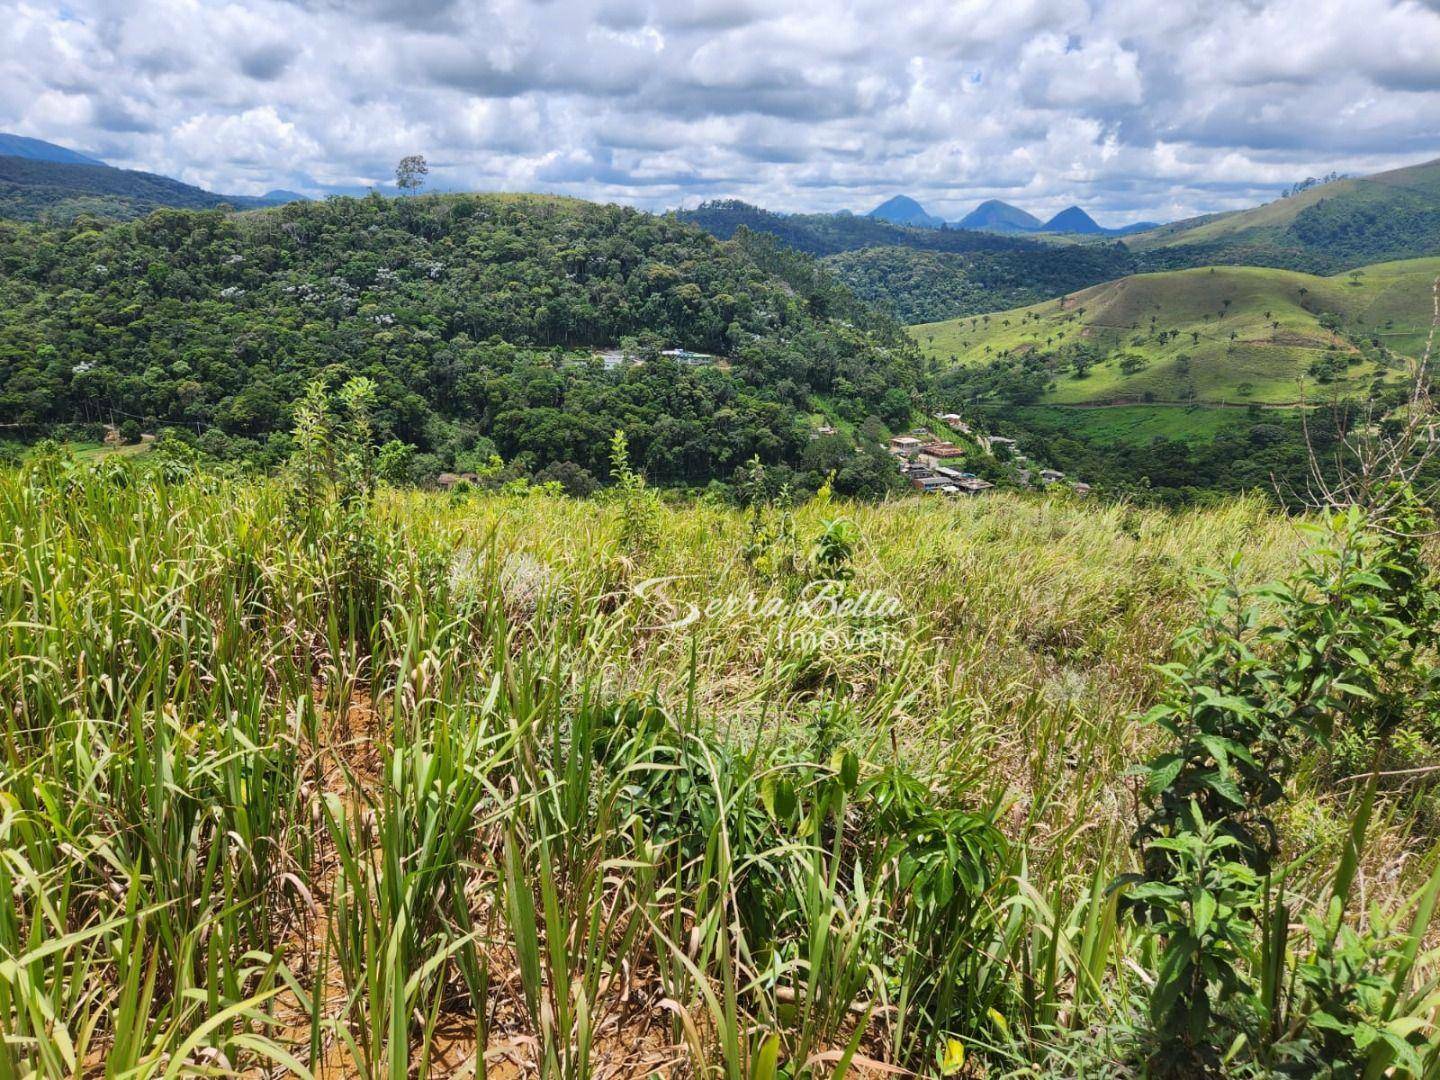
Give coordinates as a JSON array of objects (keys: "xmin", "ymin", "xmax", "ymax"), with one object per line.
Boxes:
[
  {"xmin": 887, "ymin": 432, "xmax": 995, "ymax": 496},
  {"xmin": 886, "ymin": 414, "xmax": 1091, "ymax": 498}
]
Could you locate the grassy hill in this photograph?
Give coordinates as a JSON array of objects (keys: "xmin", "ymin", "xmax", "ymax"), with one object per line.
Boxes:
[
  {"xmin": 913, "ymin": 258, "xmax": 1439, "ymax": 405},
  {"xmin": 1127, "ymin": 158, "xmax": 1440, "ymax": 272}
]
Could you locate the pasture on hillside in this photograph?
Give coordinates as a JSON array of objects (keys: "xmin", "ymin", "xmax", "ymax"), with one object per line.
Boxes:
[{"xmin": 913, "ymin": 259, "xmax": 1440, "ymax": 406}]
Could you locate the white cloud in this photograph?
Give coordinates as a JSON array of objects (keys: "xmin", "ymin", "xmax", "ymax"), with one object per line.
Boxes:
[{"xmin": 0, "ymin": 0, "xmax": 1436, "ymax": 222}]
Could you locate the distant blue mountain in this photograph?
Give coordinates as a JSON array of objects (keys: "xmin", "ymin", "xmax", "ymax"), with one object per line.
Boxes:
[
  {"xmin": 1041, "ymin": 207, "xmax": 1163, "ymax": 236},
  {"xmin": 958, "ymin": 198, "xmax": 1161, "ymax": 237},
  {"xmin": 0, "ymin": 133, "xmax": 105, "ymax": 166},
  {"xmin": 1108, "ymin": 220, "xmax": 1161, "ymax": 236},
  {"xmin": 955, "ymin": 200, "xmax": 1043, "ymax": 233},
  {"xmin": 256, "ymin": 189, "xmax": 310, "ymax": 205},
  {"xmin": 1042, "ymin": 206, "xmax": 1103, "ymax": 234},
  {"xmin": 867, "ymin": 195, "xmax": 945, "ymax": 228}
]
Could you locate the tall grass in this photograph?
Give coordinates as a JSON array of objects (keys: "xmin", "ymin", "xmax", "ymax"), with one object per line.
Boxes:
[{"xmin": 0, "ymin": 455, "xmax": 1434, "ymax": 1076}]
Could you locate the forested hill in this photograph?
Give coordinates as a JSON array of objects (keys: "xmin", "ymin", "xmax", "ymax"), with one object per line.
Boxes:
[
  {"xmin": 678, "ymin": 199, "xmax": 1139, "ymax": 323},
  {"xmin": 0, "ymin": 155, "xmax": 297, "ymax": 222},
  {"xmin": 0, "ymin": 193, "xmax": 922, "ymax": 489},
  {"xmin": 675, "ymin": 199, "xmax": 1037, "ymax": 257},
  {"xmin": 823, "ymin": 244, "xmax": 1137, "ymax": 324}
]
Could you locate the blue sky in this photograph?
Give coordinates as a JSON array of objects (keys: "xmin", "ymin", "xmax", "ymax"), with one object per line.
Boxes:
[{"xmin": 2, "ymin": 0, "xmax": 1439, "ymax": 225}]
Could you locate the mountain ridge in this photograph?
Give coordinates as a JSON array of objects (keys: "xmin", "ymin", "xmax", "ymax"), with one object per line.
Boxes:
[
  {"xmin": 0, "ymin": 133, "xmax": 105, "ymax": 167},
  {"xmin": 0, "ymin": 151, "xmax": 306, "ymax": 221}
]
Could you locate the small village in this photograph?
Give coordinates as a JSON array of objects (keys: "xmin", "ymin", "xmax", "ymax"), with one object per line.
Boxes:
[{"xmin": 886, "ymin": 412, "xmax": 1090, "ymax": 498}]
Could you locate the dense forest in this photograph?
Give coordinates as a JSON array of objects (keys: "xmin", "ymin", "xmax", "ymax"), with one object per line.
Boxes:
[
  {"xmin": 824, "ymin": 243, "xmax": 1136, "ymax": 322},
  {"xmin": 0, "ymin": 193, "xmax": 922, "ymax": 492},
  {"xmin": 678, "ymin": 200, "xmax": 1141, "ymax": 323},
  {"xmin": 962, "ymin": 402, "xmax": 1372, "ymax": 507}
]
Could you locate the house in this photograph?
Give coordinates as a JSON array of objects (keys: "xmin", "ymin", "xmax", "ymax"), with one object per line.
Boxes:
[
  {"xmin": 596, "ymin": 350, "xmax": 637, "ymax": 371},
  {"xmin": 987, "ymin": 436, "xmax": 1017, "ymax": 450},
  {"xmin": 661, "ymin": 348, "xmax": 715, "ymax": 366},
  {"xmin": 930, "ymin": 465, "xmax": 993, "ymax": 494},
  {"xmin": 912, "ymin": 475, "xmax": 954, "ymax": 494},
  {"xmin": 917, "ymin": 441, "xmax": 965, "ymax": 468},
  {"xmin": 889, "ymin": 436, "xmax": 923, "ymax": 456},
  {"xmin": 920, "ymin": 441, "xmax": 965, "ymax": 458},
  {"xmin": 816, "ymin": 424, "xmax": 837, "ymax": 436},
  {"xmin": 1074, "ymin": 482, "xmax": 1092, "ymax": 496},
  {"xmin": 939, "ymin": 413, "xmax": 972, "ymax": 435},
  {"xmin": 436, "ymin": 472, "xmax": 482, "ymax": 489},
  {"xmin": 1039, "ymin": 468, "xmax": 1066, "ymax": 484}
]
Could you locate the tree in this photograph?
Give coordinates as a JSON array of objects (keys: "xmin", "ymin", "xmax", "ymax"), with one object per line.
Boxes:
[
  {"xmin": 377, "ymin": 439, "xmax": 416, "ymax": 485},
  {"xmin": 395, "ymin": 155, "xmax": 429, "ymax": 195}
]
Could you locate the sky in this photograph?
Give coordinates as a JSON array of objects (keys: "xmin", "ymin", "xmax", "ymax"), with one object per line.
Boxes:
[{"xmin": 2, "ymin": 0, "xmax": 1439, "ymax": 226}]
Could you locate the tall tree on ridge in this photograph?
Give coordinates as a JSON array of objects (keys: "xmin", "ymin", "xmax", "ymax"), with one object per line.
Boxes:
[{"xmin": 395, "ymin": 154, "xmax": 428, "ymax": 195}]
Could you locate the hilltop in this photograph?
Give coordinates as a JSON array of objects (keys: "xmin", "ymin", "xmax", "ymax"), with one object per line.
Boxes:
[
  {"xmin": 912, "ymin": 257, "xmax": 1440, "ymax": 405},
  {"xmin": 1128, "ymin": 157, "xmax": 1440, "ymax": 272},
  {"xmin": 1042, "ymin": 206, "xmax": 1102, "ymax": 234},
  {"xmin": 676, "ymin": 198, "xmax": 1032, "ymax": 257},
  {"xmin": 956, "ymin": 199, "xmax": 1158, "ymax": 237}
]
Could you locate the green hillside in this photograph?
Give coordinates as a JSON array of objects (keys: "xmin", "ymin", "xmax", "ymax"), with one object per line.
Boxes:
[
  {"xmin": 818, "ymin": 243, "xmax": 1135, "ymax": 323},
  {"xmin": 680, "ymin": 200, "xmax": 1142, "ymax": 324},
  {"xmin": 679, "ymin": 158, "xmax": 1440, "ymax": 321},
  {"xmin": 913, "ymin": 258, "xmax": 1439, "ymax": 405},
  {"xmin": 0, "ymin": 193, "xmax": 919, "ymax": 492},
  {"xmin": 1127, "ymin": 158, "xmax": 1440, "ymax": 272},
  {"xmin": 675, "ymin": 198, "xmax": 1033, "ymax": 257},
  {"xmin": 0, "ymin": 154, "xmax": 297, "ymax": 221}
]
